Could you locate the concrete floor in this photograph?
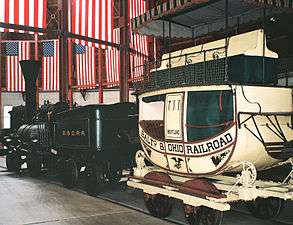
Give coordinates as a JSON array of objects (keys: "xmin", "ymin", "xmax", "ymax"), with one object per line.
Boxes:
[
  {"xmin": 0, "ymin": 156, "xmax": 292, "ymax": 225},
  {"xmin": 0, "ymin": 162, "xmax": 171, "ymax": 225}
]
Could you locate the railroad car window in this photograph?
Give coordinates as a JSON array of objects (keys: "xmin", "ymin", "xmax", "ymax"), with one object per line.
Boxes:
[
  {"xmin": 141, "ymin": 95, "xmax": 165, "ymax": 121},
  {"xmin": 140, "ymin": 95, "xmax": 165, "ymax": 140},
  {"xmin": 186, "ymin": 90, "xmax": 233, "ymax": 141}
]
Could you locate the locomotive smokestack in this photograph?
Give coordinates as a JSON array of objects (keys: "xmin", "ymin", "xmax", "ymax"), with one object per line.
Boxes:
[{"xmin": 20, "ymin": 60, "xmax": 41, "ymax": 123}]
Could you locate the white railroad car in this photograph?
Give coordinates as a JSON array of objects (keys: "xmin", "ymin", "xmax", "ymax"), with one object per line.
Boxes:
[{"xmin": 128, "ymin": 30, "xmax": 293, "ymax": 225}]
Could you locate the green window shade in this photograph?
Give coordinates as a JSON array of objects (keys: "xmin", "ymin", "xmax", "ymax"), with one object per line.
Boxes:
[
  {"xmin": 228, "ymin": 55, "xmax": 278, "ymax": 85},
  {"xmin": 187, "ymin": 90, "xmax": 234, "ymax": 141}
]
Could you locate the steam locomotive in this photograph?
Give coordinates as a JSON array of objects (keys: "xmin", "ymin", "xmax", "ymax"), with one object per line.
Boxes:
[{"xmin": 1, "ymin": 60, "xmax": 140, "ymax": 195}]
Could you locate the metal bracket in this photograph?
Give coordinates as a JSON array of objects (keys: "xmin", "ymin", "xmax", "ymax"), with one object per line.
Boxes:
[
  {"xmin": 133, "ymin": 150, "xmax": 150, "ymax": 178},
  {"xmin": 239, "ymin": 112, "xmax": 293, "ymax": 146},
  {"xmin": 282, "ymin": 158, "xmax": 293, "ymax": 184}
]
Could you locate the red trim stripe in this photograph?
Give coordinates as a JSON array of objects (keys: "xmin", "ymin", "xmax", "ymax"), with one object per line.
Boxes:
[
  {"xmin": 34, "ymin": 0, "xmax": 39, "ymax": 29},
  {"xmin": 92, "ymin": 0, "xmax": 96, "ymax": 47},
  {"xmin": 99, "ymin": 0, "xmax": 102, "ymax": 48},
  {"xmin": 78, "ymin": 0, "xmax": 83, "ymax": 44},
  {"xmin": 4, "ymin": 0, "xmax": 9, "ymax": 32},
  {"xmin": 85, "ymin": 0, "xmax": 89, "ymax": 46},
  {"xmin": 43, "ymin": 0, "xmax": 47, "ymax": 28},
  {"xmin": 14, "ymin": 0, "xmax": 19, "ymax": 29},
  {"xmin": 72, "ymin": 0, "xmax": 76, "ymax": 34}
]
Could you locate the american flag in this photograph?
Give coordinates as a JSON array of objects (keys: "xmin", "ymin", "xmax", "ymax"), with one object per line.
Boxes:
[
  {"xmin": 5, "ymin": 41, "xmax": 30, "ymax": 92},
  {"xmin": 42, "ymin": 40, "xmax": 59, "ymax": 91},
  {"xmin": 105, "ymin": 28, "xmax": 120, "ymax": 87},
  {"xmin": 75, "ymin": 44, "xmax": 96, "ymax": 89},
  {"xmin": 129, "ymin": 0, "xmax": 148, "ymax": 81},
  {"xmin": 0, "ymin": 0, "xmax": 47, "ymax": 33},
  {"xmin": 70, "ymin": 0, "xmax": 113, "ymax": 48}
]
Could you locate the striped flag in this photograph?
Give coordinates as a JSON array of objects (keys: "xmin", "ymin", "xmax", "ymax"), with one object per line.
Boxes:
[
  {"xmin": 5, "ymin": 41, "xmax": 30, "ymax": 92},
  {"xmin": 129, "ymin": 0, "xmax": 147, "ymax": 19},
  {"xmin": 129, "ymin": 0, "xmax": 148, "ymax": 81},
  {"xmin": 42, "ymin": 40, "xmax": 59, "ymax": 91},
  {"xmin": 130, "ymin": 34, "xmax": 148, "ymax": 80},
  {"xmin": 105, "ymin": 28, "xmax": 120, "ymax": 87},
  {"xmin": 75, "ymin": 44, "xmax": 96, "ymax": 89},
  {"xmin": 0, "ymin": 0, "xmax": 47, "ymax": 33},
  {"xmin": 70, "ymin": 0, "xmax": 113, "ymax": 48}
]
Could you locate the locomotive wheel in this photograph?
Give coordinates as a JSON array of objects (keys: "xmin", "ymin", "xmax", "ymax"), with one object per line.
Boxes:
[
  {"xmin": 107, "ymin": 169, "xmax": 122, "ymax": 184},
  {"xmin": 85, "ymin": 166, "xmax": 105, "ymax": 196},
  {"xmin": 61, "ymin": 159, "xmax": 78, "ymax": 188},
  {"xmin": 184, "ymin": 205, "xmax": 223, "ymax": 225},
  {"xmin": 144, "ymin": 193, "xmax": 173, "ymax": 218},
  {"xmin": 246, "ymin": 197, "xmax": 284, "ymax": 219},
  {"xmin": 6, "ymin": 152, "xmax": 22, "ymax": 172},
  {"xmin": 27, "ymin": 155, "xmax": 42, "ymax": 177}
]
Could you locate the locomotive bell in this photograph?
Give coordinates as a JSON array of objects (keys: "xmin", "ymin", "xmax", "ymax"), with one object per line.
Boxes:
[{"xmin": 20, "ymin": 60, "xmax": 41, "ymax": 123}]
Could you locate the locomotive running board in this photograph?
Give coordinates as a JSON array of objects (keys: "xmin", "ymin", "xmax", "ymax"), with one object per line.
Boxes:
[{"xmin": 127, "ymin": 178, "xmax": 231, "ymax": 211}]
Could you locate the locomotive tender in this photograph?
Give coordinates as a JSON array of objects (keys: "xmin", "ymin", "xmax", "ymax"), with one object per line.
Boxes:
[
  {"xmin": 2, "ymin": 60, "xmax": 139, "ymax": 195},
  {"xmin": 53, "ymin": 103, "xmax": 139, "ymax": 193},
  {"xmin": 128, "ymin": 29, "xmax": 293, "ymax": 225}
]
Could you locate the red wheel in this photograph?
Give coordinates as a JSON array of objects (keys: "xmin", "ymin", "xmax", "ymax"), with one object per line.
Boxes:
[
  {"xmin": 144, "ymin": 193, "xmax": 173, "ymax": 218},
  {"xmin": 181, "ymin": 179, "xmax": 223, "ymax": 225},
  {"xmin": 184, "ymin": 205, "xmax": 223, "ymax": 225}
]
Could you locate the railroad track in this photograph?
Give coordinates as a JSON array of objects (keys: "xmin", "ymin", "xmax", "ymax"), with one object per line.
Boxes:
[
  {"xmin": 97, "ymin": 184, "xmax": 293, "ymax": 225},
  {"xmin": 43, "ymin": 175, "xmax": 293, "ymax": 225},
  {"xmin": 0, "ymin": 165, "xmax": 292, "ymax": 225}
]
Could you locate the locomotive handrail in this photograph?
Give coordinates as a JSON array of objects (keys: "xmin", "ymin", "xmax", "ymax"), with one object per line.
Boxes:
[
  {"xmin": 238, "ymin": 112, "xmax": 293, "ymax": 127},
  {"xmin": 185, "ymin": 121, "xmax": 234, "ymax": 129},
  {"xmin": 238, "ymin": 111, "xmax": 293, "ymax": 116},
  {"xmin": 132, "ymin": 46, "xmax": 226, "ymax": 74},
  {"xmin": 154, "ymin": 46, "xmax": 226, "ymax": 68}
]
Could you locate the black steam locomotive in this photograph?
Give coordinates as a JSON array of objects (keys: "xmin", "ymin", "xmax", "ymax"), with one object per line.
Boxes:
[{"xmin": 1, "ymin": 60, "xmax": 140, "ymax": 195}]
